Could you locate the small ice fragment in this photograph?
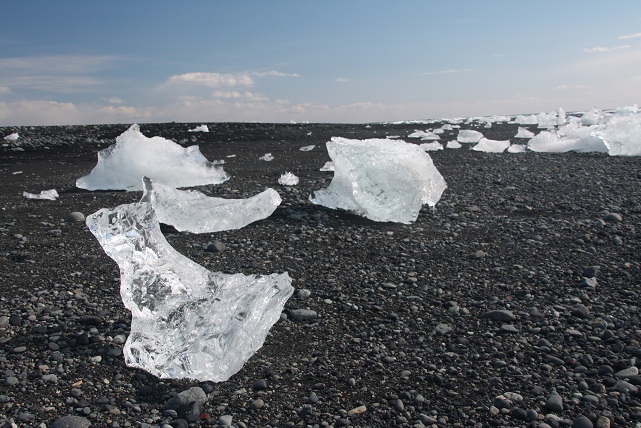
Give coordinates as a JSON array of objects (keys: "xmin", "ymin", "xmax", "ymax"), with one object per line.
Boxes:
[
  {"xmin": 4, "ymin": 132, "xmax": 19, "ymax": 141},
  {"xmin": 309, "ymin": 137, "xmax": 447, "ymax": 224},
  {"xmin": 76, "ymin": 124, "xmax": 229, "ymax": 191},
  {"xmin": 419, "ymin": 142, "xmax": 443, "ymax": 151},
  {"xmin": 23, "ymin": 189, "xmax": 59, "ymax": 200},
  {"xmin": 456, "ymin": 130, "xmax": 484, "ymax": 143},
  {"xmin": 472, "ymin": 138, "xmax": 510, "ymax": 153},
  {"xmin": 226, "ymin": 154, "xmax": 236, "ymax": 158},
  {"xmin": 507, "ymin": 144, "xmax": 527, "ymax": 153},
  {"xmin": 320, "ymin": 161, "xmax": 335, "ymax": 171},
  {"xmin": 514, "ymin": 127, "xmax": 535, "ymax": 139},
  {"xmin": 446, "ymin": 141, "xmax": 462, "ymax": 149},
  {"xmin": 299, "ymin": 145, "xmax": 315, "ymax": 151},
  {"xmin": 278, "ymin": 172, "xmax": 299, "ymax": 186},
  {"xmin": 86, "ymin": 201, "xmax": 294, "ymax": 382},
  {"xmin": 408, "ymin": 130, "xmax": 440, "ymax": 140},
  {"xmin": 188, "ymin": 124, "xmax": 209, "ymax": 132},
  {"xmin": 259, "ymin": 153, "xmax": 274, "ymax": 161},
  {"xmin": 140, "ymin": 177, "xmax": 281, "ymax": 233},
  {"xmin": 12, "ymin": 171, "xmax": 23, "ymax": 175}
]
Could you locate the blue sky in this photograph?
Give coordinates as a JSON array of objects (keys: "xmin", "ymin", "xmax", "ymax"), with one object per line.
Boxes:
[{"xmin": 1, "ymin": 1, "xmax": 641, "ymax": 125}]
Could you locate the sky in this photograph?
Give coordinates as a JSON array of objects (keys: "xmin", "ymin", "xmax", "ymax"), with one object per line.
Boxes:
[{"xmin": 1, "ymin": 1, "xmax": 641, "ymax": 126}]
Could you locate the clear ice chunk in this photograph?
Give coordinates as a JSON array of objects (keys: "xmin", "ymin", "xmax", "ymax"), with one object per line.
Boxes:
[
  {"xmin": 4, "ymin": 132, "xmax": 19, "ymax": 141},
  {"xmin": 595, "ymin": 113, "xmax": 641, "ymax": 156},
  {"xmin": 259, "ymin": 153, "xmax": 274, "ymax": 161},
  {"xmin": 76, "ymin": 124, "xmax": 229, "ymax": 191},
  {"xmin": 140, "ymin": 177, "xmax": 281, "ymax": 233},
  {"xmin": 309, "ymin": 137, "xmax": 447, "ymax": 224},
  {"xmin": 456, "ymin": 129, "xmax": 483, "ymax": 143},
  {"xmin": 514, "ymin": 127, "xmax": 535, "ymax": 139},
  {"xmin": 86, "ymin": 201, "xmax": 293, "ymax": 382},
  {"xmin": 278, "ymin": 172, "xmax": 299, "ymax": 186},
  {"xmin": 420, "ymin": 142, "xmax": 444, "ymax": 151},
  {"xmin": 299, "ymin": 145, "xmax": 315, "ymax": 151},
  {"xmin": 23, "ymin": 189, "xmax": 59, "ymax": 200},
  {"xmin": 188, "ymin": 124, "xmax": 209, "ymax": 132},
  {"xmin": 472, "ymin": 138, "xmax": 510, "ymax": 153}
]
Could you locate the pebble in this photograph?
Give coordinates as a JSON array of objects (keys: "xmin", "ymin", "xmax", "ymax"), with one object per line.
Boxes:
[
  {"xmin": 50, "ymin": 416, "xmax": 91, "ymax": 428},
  {"xmin": 572, "ymin": 415, "xmax": 594, "ymax": 428},
  {"xmin": 289, "ymin": 309, "xmax": 318, "ymax": 321},
  {"xmin": 165, "ymin": 387, "xmax": 208, "ymax": 410},
  {"xmin": 545, "ymin": 393, "xmax": 564, "ymax": 412},
  {"xmin": 485, "ymin": 310, "xmax": 517, "ymax": 322},
  {"xmin": 204, "ymin": 240, "xmax": 226, "ymax": 253},
  {"xmin": 65, "ymin": 212, "xmax": 85, "ymax": 222}
]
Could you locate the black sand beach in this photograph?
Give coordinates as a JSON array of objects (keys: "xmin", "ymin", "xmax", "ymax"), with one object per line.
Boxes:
[{"xmin": 1, "ymin": 122, "xmax": 641, "ymax": 427}]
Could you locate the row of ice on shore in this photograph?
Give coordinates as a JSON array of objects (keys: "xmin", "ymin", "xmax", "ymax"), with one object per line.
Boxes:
[{"xmin": 403, "ymin": 105, "xmax": 641, "ymax": 156}]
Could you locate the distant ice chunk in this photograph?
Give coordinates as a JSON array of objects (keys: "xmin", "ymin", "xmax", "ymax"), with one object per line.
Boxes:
[
  {"xmin": 140, "ymin": 177, "xmax": 281, "ymax": 233},
  {"xmin": 188, "ymin": 124, "xmax": 209, "ymax": 132},
  {"xmin": 446, "ymin": 140, "xmax": 462, "ymax": 149},
  {"xmin": 23, "ymin": 189, "xmax": 59, "ymax": 200},
  {"xmin": 513, "ymin": 114, "xmax": 538, "ymax": 125},
  {"xmin": 259, "ymin": 153, "xmax": 274, "ymax": 161},
  {"xmin": 514, "ymin": 127, "xmax": 535, "ymax": 139},
  {"xmin": 580, "ymin": 109, "xmax": 607, "ymax": 126},
  {"xmin": 536, "ymin": 111, "xmax": 559, "ymax": 129},
  {"xmin": 278, "ymin": 172, "xmax": 299, "ymax": 186},
  {"xmin": 309, "ymin": 137, "xmax": 447, "ymax": 224},
  {"xmin": 456, "ymin": 130, "xmax": 484, "ymax": 143},
  {"xmin": 299, "ymin": 145, "xmax": 315, "ymax": 151},
  {"xmin": 320, "ymin": 161, "xmax": 335, "ymax": 171},
  {"xmin": 596, "ymin": 113, "xmax": 641, "ymax": 156},
  {"xmin": 76, "ymin": 124, "xmax": 229, "ymax": 191},
  {"xmin": 86, "ymin": 201, "xmax": 293, "ymax": 382},
  {"xmin": 507, "ymin": 144, "xmax": 527, "ymax": 153},
  {"xmin": 420, "ymin": 142, "xmax": 443, "ymax": 151},
  {"xmin": 408, "ymin": 130, "xmax": 440, "ymax": 140},
  {"xmin": 527, "ymin": 123, "xmax": 608, "ymax": 153},
  {"xmin": 4, "ymin": 132, "xmax": 19, "ymax": 141},
  {"xmin": 472, "ymin": 138, "xmax": 510, "ymax": 153}
]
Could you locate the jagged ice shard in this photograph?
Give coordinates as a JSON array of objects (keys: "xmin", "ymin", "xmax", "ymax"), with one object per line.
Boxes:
[
  {"xmin": 309, "ymin": 137, "xmax": 447, "ymax": 224},
  {"xmin": 140, "ymin": 177, "xmax": 281, "ymax": 233},
  {"xmin": 76, "ymin": 124, "xmax": 229, "ymax": 191},
  {"xmin": 86, "ymin": 202, "xmax": 293, "ymax": 382}
]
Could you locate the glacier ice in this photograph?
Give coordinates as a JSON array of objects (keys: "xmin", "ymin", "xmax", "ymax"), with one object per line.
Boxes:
[
  {"xmin": 4, "ymin": 132, "xmax": 19, "ymax": 141},
  {"xmin": 320, "ymin": 161, "xmax": 335, "ymax": 171},
  {"xmin": 309, "ymin": 137, "xmax": 447, "ymax": 224},
  {"xmin": 420, "ymin": 142, "xmax": 443, "ymax": 151},
  {"xmin": 446, "ymin": 140, "xmax": 462, "ymax": 149},
  {"xmin": 472, "ymin": 138, "xmax": 510, "ymax": 153},
  {"xmin": 76, "ymin": 124, "xmax": 229, "ymax": 191},
  {"xmin": 299, "ymin": 145, "xmax": 315, "ymax": 151},
  {"xmin": 596, "ymin": 113, "xmax": 641, "ymax": 156},
  {"xmin": 456, "ymin": 130, "xmax": 483, "ymax": 143},
  {"xmin": 259, "ymin": 153, "xmax": 274, "ymax": 161},
  {"xmin": 408, "ymin": 130, "xmax": 440, "ymax": 140},
  {"xmin": 514, "ymin": 127, "xmax": 535, "ymax": 139},
  {"xmin": 278, "ymin": 172, "xmax": 299, "ymax": 185},
  {"xmin": 188, "ymin": 124, "xmax": 209, "ymax": 132},
  {"xmin": 507, "ymin": 144, "xmax": 527, "ymax": 154},
  {"xmin": 23, "ymin": 189, "xmax": 59, "ymax": 200},
  {"xmin": 86, "ymin": 201, "xmax": 293, "ymax": 382},
  {"xmin": 527, "ymin": 120, "xmax": 608, "ymax": 153},
  {"xmin": 140, "ymin": 177, "xmax": 281, "ymax": 233}
]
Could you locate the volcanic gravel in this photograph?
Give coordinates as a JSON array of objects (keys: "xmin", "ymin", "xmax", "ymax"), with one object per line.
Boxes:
[{"xmin": 1, "ymin": 121, "xmax": 641, "ymax": 428}]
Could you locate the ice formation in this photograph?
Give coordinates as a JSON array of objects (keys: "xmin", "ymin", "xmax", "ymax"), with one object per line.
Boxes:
[
  {"xmin": 76, "ymin": 124, "xmax": 229, "ymax": 191},
  {"xmin": 595, "ymin": 113, "xmax": 641, "ymax": 156},
  {"xmin": 4, "ymin": 132, "xmax": 19, "ymax": 141},
  {"xmin": 188, "ymin": 124, "xmax": 209, "ymax": 132},
  {"xmin": 514, "ymin": 127, "xmax": 535, "ymax": 139},
  {"xmin": 23, "ymin": 189, "xmax": 59, "ymax": 200},
  {"xmin": 320, "ymin": 161, "xmax": 335, "ymax": 171},
  {"xmin": 86, "ymin": 201, "xmax": 293, "ymax": 382},
  {"xmin": 472, "ymin": 138, "xmax": 510, "ymax": 153},
  {"xmin": 420, "ymin": 142, "xmax": 443, "ymax": 151},
  {"xmin": 299, "ymin": 145, "xmax": 315, "ymax": 151},
  {"xmin": 507, "ymin": 144, "xmax": 527, "ymax": 154},
  {"xmin": 309, "ymin": 137, "xmax": 447, "ymax": 224},
  {"xmin": 446, "ymin": 140, "xmax": 462, "ymax": 149},
  {"xmin": 456, "ymin": 130, "xmax": 483, "ymax": 143},
  {"xmin": 278, "ymin": 172, "xmax": 299, "ymax": 186},
  {"xmin": 259, "ymin": 153, "xmax": 274, "ymax": 161},
  {"xmin": 408, "ymin": 130, "xmax": 440, "ymax": 140},
  {"xmin": 140, "ymin": 177, "xmax": 281, "ymax": 233}
]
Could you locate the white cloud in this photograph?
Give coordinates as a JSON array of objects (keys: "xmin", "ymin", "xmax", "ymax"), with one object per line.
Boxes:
[
  {"xmin": 0, "ymin": 85, "xmax": 10, "ymax": 94},
  {"xmin": 421, "ymin": 68, "xmax": 473, "ymax": 76},
  {"xmin": 3, "ymin": 75, "xmax": 103, "ymax": 92},
  {"xmin": 212, "ymin": 90, "xmax": 268, "ymax": 101},
  {"xmin": 334, "ymin": 77, "xmax": 347, "ymax": 82},
  {"xmin": 166, "ymin": 72, "xmax": 254, "ymax": 88},
  {"xmin": 251, "ymin": 70, "xmax": 301, "ymax": 77},
  {"xmin": 105, "ymin": 97, "xmax": 125, "ymax": 104},
  {"xmin": 583, "ymin": 45, "xmax": 630, "ymax": 53},
  {"xmin": 618, "ymin": 32, "xmax": 641, "ymax": 40}
]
